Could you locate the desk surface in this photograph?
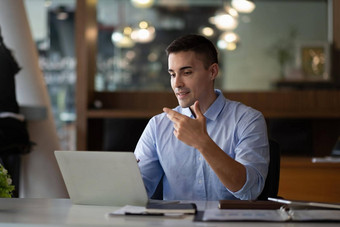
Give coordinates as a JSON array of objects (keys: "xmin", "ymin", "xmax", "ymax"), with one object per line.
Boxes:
[{"xmin": 0, "ymin": 198, "xmax": 338, "ymax": 227}]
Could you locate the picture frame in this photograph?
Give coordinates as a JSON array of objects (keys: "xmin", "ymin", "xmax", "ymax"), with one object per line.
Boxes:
[{"xmin": 295, "ymin": 41, "xmax": 330, "ymax": 81}]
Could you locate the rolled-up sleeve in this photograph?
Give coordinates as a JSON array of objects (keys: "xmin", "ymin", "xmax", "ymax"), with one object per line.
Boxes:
[{"xmin": 229, "ymin": 111, "xmax": 269, "ymax": 200}]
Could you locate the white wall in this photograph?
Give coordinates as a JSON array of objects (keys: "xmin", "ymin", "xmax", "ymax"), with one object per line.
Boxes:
[{"xmin": 222, "ymin": 1, "xmax": 328, "ymax": 91}]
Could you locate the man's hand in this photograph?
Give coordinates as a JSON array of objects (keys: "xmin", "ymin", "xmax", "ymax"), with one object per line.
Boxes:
[{"xmin": 163, "ymin": 101, "xmax": 209, "ymax": 149}]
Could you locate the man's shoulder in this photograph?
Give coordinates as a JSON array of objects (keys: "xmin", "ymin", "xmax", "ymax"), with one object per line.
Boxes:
[
  {"xmin": 215, "ymin": 90, "xmax": 258, "ymax": 115},
  {"xmin": 149, "ymin": 112, "xmax": 166, "ymax": 124},
  {"xmin": 224, "ymin": 98, "xmax": 263, "ymax": 118}
]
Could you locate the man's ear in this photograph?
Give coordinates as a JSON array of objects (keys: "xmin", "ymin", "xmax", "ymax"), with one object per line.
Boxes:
[{"xmin": 210, "ymin": 63, "xmax": 219, "ymax": 80}]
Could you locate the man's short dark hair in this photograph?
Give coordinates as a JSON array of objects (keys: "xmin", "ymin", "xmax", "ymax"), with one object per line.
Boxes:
[{"xmin": 166, "ymin": 34, "xmax": 218, "ymax": 69}]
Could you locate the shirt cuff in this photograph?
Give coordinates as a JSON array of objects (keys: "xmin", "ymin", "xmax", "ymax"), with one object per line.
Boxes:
[{"xmin": 226, "ymin": 165, "xmax": 260, "ymax": 200}]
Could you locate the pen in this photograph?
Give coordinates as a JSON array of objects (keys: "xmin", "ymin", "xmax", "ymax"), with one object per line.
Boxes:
[
  {"xmin": 125, "ymin": 212, "xmax": 164, "ymax": 216},
  {"xmin": 268, "ymin": 197, "xmax": 340, "ymax": 209},
  {"xmin": 268, "ymin": 197, "xmax": 290, "ymax": 204}
]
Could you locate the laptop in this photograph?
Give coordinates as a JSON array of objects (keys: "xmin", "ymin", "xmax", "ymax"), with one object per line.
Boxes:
[{"xmin": 55, "ymin": 151, "xmax": 149, "ymax": 206}]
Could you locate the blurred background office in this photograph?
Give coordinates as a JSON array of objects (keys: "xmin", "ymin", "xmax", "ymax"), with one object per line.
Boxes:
[{"xmin": 23, "ymin": 0, "xmax": 338, "ymax": 154}]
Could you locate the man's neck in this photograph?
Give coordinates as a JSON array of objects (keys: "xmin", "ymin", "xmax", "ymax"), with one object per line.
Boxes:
[{"xmin": 190, "ymin": 90, "xmax": 218, "ymax": 116}]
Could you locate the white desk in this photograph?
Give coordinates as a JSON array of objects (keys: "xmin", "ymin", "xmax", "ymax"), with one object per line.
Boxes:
[{"xmin": 0, "ymin": 198, "xmax": 338, "ymax": 227}]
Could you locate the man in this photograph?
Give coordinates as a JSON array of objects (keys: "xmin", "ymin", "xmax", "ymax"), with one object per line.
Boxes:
[{"xmin": 134, "ymin": 34, "xmax": 269, "ymax": 200}]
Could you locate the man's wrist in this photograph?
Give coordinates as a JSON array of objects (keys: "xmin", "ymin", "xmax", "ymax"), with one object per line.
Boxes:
[{"xmin": 195, "ymin": 135, "xmax": 215, "ymax": 154}]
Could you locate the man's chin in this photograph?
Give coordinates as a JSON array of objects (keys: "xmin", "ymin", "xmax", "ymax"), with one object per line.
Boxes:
[{"xmin": 178, "ymin": 100, "xmax": 194, "ymax": 108}]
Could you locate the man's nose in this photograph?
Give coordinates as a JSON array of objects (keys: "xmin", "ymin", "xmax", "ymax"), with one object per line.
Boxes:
[{"xmin": 174, "ymin": 75, "xmax": 184, "ymax": 88}]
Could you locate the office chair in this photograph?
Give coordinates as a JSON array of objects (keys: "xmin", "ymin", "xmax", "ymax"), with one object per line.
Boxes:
[{"xmin": 257, "ymin": 139, "xmax": 281, "ymax": 200}]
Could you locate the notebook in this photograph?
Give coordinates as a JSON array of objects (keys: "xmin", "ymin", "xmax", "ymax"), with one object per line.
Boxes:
[{"xmin": 55, "ymin": 151, "xmax": 149, "ymax": 206}]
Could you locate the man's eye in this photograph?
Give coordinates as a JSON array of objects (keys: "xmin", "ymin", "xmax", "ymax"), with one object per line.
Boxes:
[
  {"xmin": 184, "ymin": 71, "xmax": 192, "ymax": 75},
  {"xmin": 169, "ymin": 73, "xmax": 175, "ymax": 77}
]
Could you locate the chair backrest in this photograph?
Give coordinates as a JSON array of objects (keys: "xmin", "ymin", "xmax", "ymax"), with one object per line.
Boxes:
[{"xmin": 257, "ymin": 139, "xmax": 281, "ymax": 200}]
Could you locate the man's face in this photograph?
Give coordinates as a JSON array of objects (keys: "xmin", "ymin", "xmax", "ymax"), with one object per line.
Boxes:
[{"xmin": 168, "ymin": 51, "xmax": 215, "ymax": 110}]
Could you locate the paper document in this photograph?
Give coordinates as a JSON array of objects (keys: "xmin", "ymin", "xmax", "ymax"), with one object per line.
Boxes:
[
  {"xmin": 201, "ymin": 208, "xmax": 340, "ymax": 222},
  {"xmin": 288, "ymin": 210, "xmax": 340, "ymax": 221},
  {"xmin": 203, "ymin": 209, "xmax": 289, "ymax": 222}
]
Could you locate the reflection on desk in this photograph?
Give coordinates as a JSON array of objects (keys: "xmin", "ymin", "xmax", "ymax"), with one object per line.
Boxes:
[
  {"xmin": 0, "ymin": 198, "xmax": 339, "ymax": 226},
  {"xmin": 312, "ymin": 156, "xmax": 340, "ymax": 163}
]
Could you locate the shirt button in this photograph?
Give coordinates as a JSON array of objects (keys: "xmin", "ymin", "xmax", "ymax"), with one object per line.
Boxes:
[
  {"xmin": 198, "ymin": 180, "xmax": 202, "ymax": 184},
  {"xmin": 199, "ymin": 157, "xmax": 202, "ymax": 161}
]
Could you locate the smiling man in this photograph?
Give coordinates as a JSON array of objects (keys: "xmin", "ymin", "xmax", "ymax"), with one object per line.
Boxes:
[{"xmin": 134, "ymin": 34, "xmax": 269, "ymax": 201}]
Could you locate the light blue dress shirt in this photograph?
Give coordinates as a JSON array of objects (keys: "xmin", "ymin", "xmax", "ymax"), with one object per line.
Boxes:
[{"xmin": 134, "ymin": 90, "xmax": 269, "ymax": 200}]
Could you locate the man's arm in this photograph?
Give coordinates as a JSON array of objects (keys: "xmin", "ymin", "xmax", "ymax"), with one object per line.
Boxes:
[
  {"xmin": 134, "ymin": 118, "xmax": 164, "ymax": 198},
  {"xmin": 163, "ymin": 101, "xmax": 246, "ymax": 192}
]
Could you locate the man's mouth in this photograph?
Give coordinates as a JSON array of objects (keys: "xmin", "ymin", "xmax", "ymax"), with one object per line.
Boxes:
[{"xmin": 176, "ymin": 91, "xmax": 190, "ymax": 99}]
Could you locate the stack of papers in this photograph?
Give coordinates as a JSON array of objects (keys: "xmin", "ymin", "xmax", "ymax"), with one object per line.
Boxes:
[
  {"xmin": 201, "ymin": 209, "xmax": 340, "ymax": 222},
  {"xmin": 195, "ymin": 198, "xmax": 340, "ymax": 222}
]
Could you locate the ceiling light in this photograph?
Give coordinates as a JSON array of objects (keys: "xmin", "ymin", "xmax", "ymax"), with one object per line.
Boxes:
[
  {"xmin": 217, "ymin": 40, "xmax": 237, "ymax": 51},
  {"xmin": 131, "ymin": 0, "xmax": 154, "ymax": 8},
  {"xmin": 111, "ymin": 27, "xmax": 135, "ymax": 48},
  {"xmin": 131, "ymin": 21, "xmax": 156, "ymax": 43},
  {"xmin": 218, "ymin": 32, "xmax": 240, "ymax": 51},
  {"xmin": 139, "ymin": 21, "xmax": 149, "ymax": 29},
  {"xmin": 131, "ymin": 27, "xmax": 155, "ymax": 43},
  {"xmin": 220, "ymin": 31, "xmax": 239, "ymax": 43},
  {"xmin": 200, "ymin": 27, "xmax": 215, "ymax": 37},
  {"xmin": 210, "ymin": 11, "xmax": 238, "ymax": 30},
  {"xmin": 231, "ymin": 0, "xmax": 256, "ymax": 13},
  {"xmin": 226, "ymin": 42, "xmax": 237, "ymax": 51},
  {"xmin": 224, "ymin": 4, "xmax": 239, "ymax": 18}
]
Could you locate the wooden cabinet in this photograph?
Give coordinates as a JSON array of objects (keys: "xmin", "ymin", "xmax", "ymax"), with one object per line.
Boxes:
[
  {"xmin": 84, "ymin": 91, "xmax": 340, "ymax": 156},
  {"xmin": 279, "ymin": 157, "xmax": 340, "ymax": 203}
]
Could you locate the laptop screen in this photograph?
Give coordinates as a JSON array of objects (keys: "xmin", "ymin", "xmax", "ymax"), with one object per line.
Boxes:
[{"xmin": 55, "ymin": 151, "xmax": 148, "ymax": 206}]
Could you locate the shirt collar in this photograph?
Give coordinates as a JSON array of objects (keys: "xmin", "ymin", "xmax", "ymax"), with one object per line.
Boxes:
[{"xmin": 180, "ymin": 89, "xmax": 226, "ymax": 121}]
